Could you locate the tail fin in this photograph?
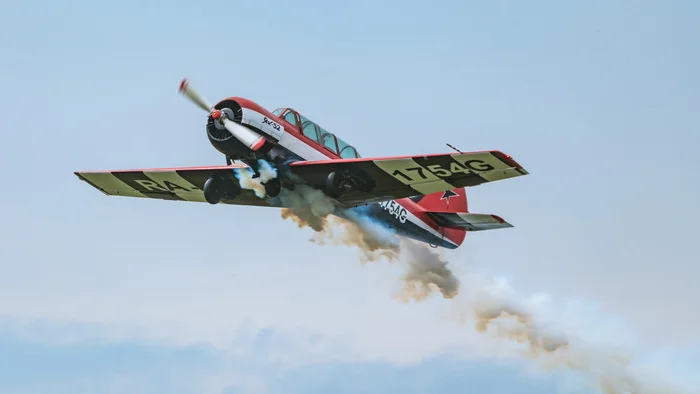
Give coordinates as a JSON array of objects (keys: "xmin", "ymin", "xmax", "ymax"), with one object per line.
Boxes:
[{"xmin": 412, "ymin": 188, "xmax": 468, "ymax": 214}]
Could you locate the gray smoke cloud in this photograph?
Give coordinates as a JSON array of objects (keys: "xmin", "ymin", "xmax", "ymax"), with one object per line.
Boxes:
[{"xmin": 234, "ymin": 160, "xmax": 697, "ymax": 393}]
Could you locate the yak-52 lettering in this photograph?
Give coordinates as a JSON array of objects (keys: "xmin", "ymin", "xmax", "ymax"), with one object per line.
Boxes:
[{"xmin": 262, "ymin": 116, "xmax": 282, "ymax": 132}]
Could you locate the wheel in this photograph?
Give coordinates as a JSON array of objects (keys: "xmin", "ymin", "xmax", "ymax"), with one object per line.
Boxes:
[
  {"xmin": 203, "ymin": 176, "xmax": 224, "ymax": 204},
  {"xmin": 204, "ymin": 176, "xmax": 241, "ymax": 204},
  {"xmin": 264, "ymin": 178, "xmax": 281, "ymax": 197},
  {"xmin": 325, "ymin": 171, "xmax": 346, "ymax": 198}
]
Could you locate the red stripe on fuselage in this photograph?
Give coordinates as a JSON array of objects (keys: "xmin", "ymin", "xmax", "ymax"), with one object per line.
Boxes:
[
  {"xmin": 219, "ymin": 97, "xmax": 345, "ymax": 161},
  {"xmin": 398, "ymin": 197, "xmax": 466, "ymax": 247}
]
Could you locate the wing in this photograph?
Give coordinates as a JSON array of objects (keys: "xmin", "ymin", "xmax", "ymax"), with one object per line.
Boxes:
[
  {"xmin": 74, "ymin": 164, "xmax": 272, "ymax": 207},
  {"xmin": 289, "ymin": 150, "xmax": 528, "ymax": 207}
]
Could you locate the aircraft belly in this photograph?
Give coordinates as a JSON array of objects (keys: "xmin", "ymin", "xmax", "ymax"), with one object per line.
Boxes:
[{"xmin": 348, "ymin": 202, "xmax": 459, "ymax": 249}]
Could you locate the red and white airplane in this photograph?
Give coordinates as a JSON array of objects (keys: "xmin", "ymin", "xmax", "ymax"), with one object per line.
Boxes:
[{"xmin": 75, "ymin": 79, "xmax": 529, "ymax": 249}]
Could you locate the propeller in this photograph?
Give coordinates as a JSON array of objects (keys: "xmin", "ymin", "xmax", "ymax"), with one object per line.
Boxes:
[{"xmin": 178, "ymin": 78, "xmax": 266, "ymax": 151}]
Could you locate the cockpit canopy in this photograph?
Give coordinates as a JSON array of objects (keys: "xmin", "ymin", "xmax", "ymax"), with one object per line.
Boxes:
[{"xmin": 272, "ymin": 108, "xmax": 361, "ymax": 159}]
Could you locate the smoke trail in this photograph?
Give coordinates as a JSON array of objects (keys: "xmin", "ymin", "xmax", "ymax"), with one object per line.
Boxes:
[
  {"xmin": 447, "ymin": 272, "xmax": 697, "ymax": 393},
  {"xmin": 232, "ymin": 160, "xmax": 459, "ymax": 295},
  {"xmin": 398, "ymin": 239, "xmax": 460, "ymax": 300},
  {"xmin": 257, "ymin": 160, "xmax": 278, "ymax": 183},
  {"xmin": 307, "ymin": 213, "xmax": 400, "ymax": 264},
  {"xmin": 278, "ymin": 185, "xmax": 335, "ymax": 232},
  {"xmin": 278, "ymin": 185, "xmax": 461, "ymax": 300},
  {"xmin": 275, "ymin": 185, "xmax": 696, "ymax": 393},
  {"xmin": 233, "ymin": 160, "xmax": 278, "ymax": 198},
  {"xmin": 235, "ymin": 163, "xmax": 695, "ymax": 392}
]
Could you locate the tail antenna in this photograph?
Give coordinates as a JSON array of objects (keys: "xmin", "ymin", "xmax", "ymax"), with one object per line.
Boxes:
[{"xmin": 446, "ymin": 143, "xmax": 464, "ymax": 154}]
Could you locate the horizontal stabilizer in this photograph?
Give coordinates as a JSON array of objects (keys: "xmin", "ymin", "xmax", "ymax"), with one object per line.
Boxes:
[{"xmin": 426, "ymin": 212, "xmax": 513, "ymax": 231}]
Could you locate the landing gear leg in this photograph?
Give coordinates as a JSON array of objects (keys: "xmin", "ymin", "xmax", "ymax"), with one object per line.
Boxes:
[
  {"xmin": 226, "ymin": 156, "xmax": 232, "ymax": 165},
  {"xmin": 242, "ymin": 158, "xmax": 261, "ymax": 178},
  {"xmin": 239, "ymin": 157, "xmax": 282, "ymax": 197}
]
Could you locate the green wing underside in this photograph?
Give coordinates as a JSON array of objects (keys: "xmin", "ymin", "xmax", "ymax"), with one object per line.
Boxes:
[{"xmin": 75, "ymin": 151, "xmax": 528, "ymax": 208}]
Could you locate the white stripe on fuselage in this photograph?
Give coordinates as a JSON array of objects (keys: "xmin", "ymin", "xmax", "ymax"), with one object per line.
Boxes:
[
  {"xmin": 394, "ymin": 201, "xmax": 459, "ymax": 247},
  {"xmin": 248, "ymin": 109, "xmax": 456, "ymax": 246},
  {"xmin": 277, "ymin": 128, "xmax": 332, "ymax": 162}
]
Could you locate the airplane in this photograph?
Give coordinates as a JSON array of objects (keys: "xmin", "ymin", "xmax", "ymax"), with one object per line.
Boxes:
[{"xmin": 74, "ymin": 79, "xmax": 529, "ymax": 249}]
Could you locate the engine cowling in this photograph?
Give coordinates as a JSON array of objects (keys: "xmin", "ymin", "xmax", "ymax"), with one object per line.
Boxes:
[
  {"xmin": 206, "ymin": 99, "xmax": 248, "ymax": 158},
  {"xmin": 206, "ymin": 98, "xmax": 284, "ymax": 160}
]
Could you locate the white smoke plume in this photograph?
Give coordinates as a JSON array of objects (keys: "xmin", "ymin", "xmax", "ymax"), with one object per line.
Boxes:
[
  {"xmin": 233, "ymin": 160, "xmax": 278, "ymax": 198},
  {"xmin": 451, "ymin": 272, "xmax": 697, "ymax": 393},
  {"xmin": 228, "ymin": 161, "xmax": 696, "ymax": 392},
  {"xmin": 275, "ymin": 184, "xmax": 697, "ymax": 393},
  {"xmin": 278, "ymin": 184, "xmax": 336, "ymax": 232},
  {"xmin": 277, "ymin": 184, "xmax": 461, "ymax": 299}
]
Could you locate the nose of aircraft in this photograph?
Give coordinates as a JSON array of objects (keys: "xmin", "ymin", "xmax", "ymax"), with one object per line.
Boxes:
[{"xmin": 179, "ymin": 78, "xmax": 268, "ymax": 152}]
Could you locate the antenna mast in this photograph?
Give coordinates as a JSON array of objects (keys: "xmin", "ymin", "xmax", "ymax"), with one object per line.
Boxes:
[{"xmin": 446, "ymin": 143, "xmax": 463, "ymax": 154}]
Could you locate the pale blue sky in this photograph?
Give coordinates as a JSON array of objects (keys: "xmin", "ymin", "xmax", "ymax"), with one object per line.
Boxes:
[{"xmin": 1, "ymin": 0, "xmax": 699, "ymax": 393}]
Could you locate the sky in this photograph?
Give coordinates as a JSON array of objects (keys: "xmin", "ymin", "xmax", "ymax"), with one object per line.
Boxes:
[{"xmin": 0, "ymin": 0, "xmax": 699, "ymax": 393}]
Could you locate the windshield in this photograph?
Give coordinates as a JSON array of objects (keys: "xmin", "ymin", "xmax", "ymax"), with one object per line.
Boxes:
[{"xmin": 279, "ymin": 109, "xmax": 361, "ymax": 158}]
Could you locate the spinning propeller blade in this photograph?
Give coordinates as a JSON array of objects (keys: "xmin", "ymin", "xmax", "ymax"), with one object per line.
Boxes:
[{"xmin": 178, "ymin": 78, "xmax": 213, "ymax": 112}]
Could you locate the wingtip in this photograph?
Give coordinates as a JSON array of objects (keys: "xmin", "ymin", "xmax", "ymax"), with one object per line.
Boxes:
[
  {"xmin": 491, "ymin": 214, "xmax": 514, "ymax": 228},
  {"xmin": 491, "ymin": 150, "xmax": 527, "ymax": 173},
  {"xmin": 491, "ymin": 214, "xmax": 506, "ymax": 223}
]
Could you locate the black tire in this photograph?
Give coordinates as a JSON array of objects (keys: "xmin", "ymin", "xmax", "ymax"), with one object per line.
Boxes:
[
  {"xmin": 326, "ymin": 171, "xmax": 346, "ymax": 198},
  {"xmin": 203, "ymin": 176, "xmax": 224, "ymax": 204},
  {"xmin": 264, "ymin": 178, "xmax": 282, "ymax": 197}
]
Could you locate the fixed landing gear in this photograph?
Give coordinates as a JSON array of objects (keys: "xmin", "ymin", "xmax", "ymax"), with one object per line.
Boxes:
[
  {"xmin": 238, "ymin": 156, "xmax": 283, "ymax": 197},
  {"xmin": 325, "ymin": 171, "xmax": 347, "ymax": 198},
  {"xmin": 203, "ymin": 175, "xmax": 241, "ymax": 204},
  {"xmin": 323, "ymin": 169, "xmax": 374, "ymax": 199},
  {"xmin": 213, "ymin": 155, "xmax": 284, "ymax": 200},
  {"xmin": 241, "ymin": 158, "xmax": 262, "ymax": 178}
]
